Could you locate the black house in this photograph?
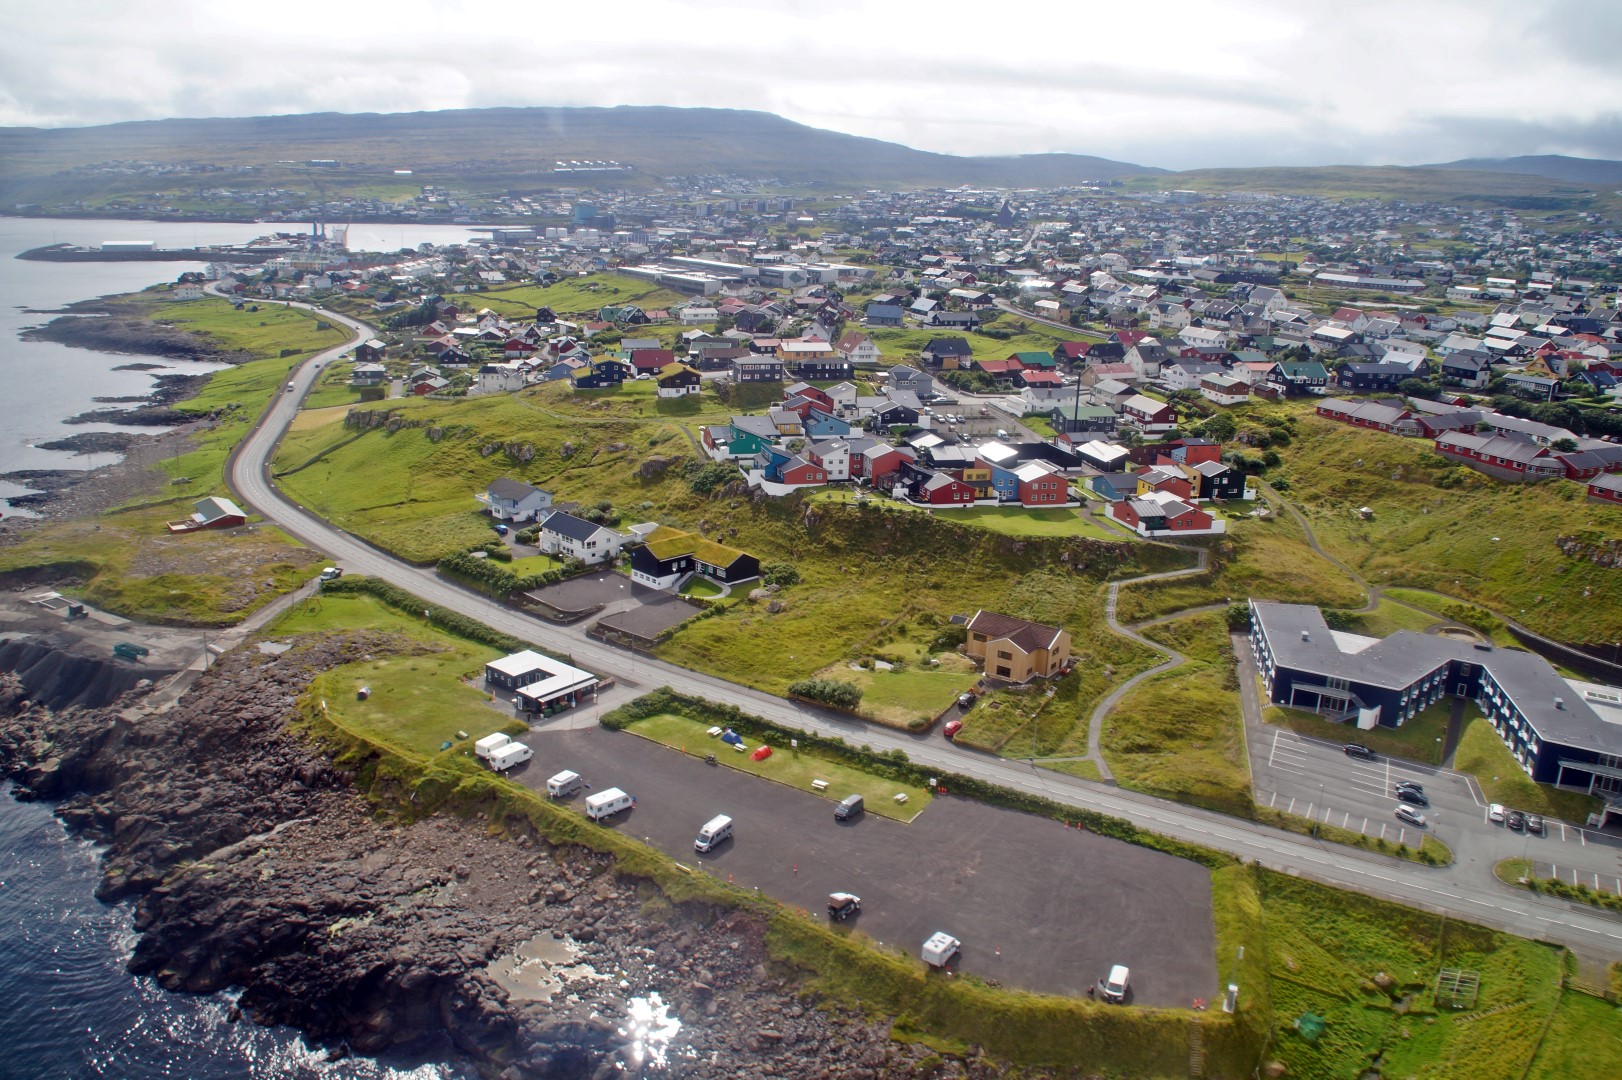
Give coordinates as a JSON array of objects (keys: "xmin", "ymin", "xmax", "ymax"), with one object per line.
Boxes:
[
  {"xmin": 571, "ymin": 359, "xmax": 632, "ymax": 389},
  {"xmin": 1337, "ymin": 362, "xmax": 1409, "ymax": 393}
]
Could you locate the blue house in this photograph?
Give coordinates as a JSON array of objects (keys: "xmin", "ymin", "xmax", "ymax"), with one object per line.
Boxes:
[
  {"xmin": 866, "ymin": 303, "xmax": 904, "ymax": 327},
  {"xmin": 1088, "ymin": 473, "xmax": 1137, "ymax": 501},
  {"xmin": 1249, "ymin": 601, "xmax": 1622, "ymax": 820},
  {"xmin": 803, "ymin": 408, "xmax": 851, "ymax": 439}
]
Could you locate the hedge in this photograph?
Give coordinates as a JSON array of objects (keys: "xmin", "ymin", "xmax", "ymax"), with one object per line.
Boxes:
[
  {"xmin": 604, "ymin": 688, "xmax": 1233, "ymax": 870},
  {"xmin": 438, "ymin": 548, "xmax": 571, "ymax": 595}
]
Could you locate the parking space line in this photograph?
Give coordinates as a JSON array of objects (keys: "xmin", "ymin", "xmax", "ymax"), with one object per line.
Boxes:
[
  {"xmin": 1342, "ymin": 812, "xmax": 1350, "ymax": 828},
  {"xmin": 1287, "ymin": 797, "xmax": 1296, "ymax": 814},
  {"xmin": 1361, "ymin": 817, "xmax": 1369, "ymax": 834},
  {"xmin": 1304, "ymin": 802, "xmax": 1314, "ymax": 818},
  {"xmin": 1580, "ymin": 829, "xmax": 1587, "ymax": 847},
  {"xmin": 1323, "ymin": 806, "xmax": 1332, "ymax": 823},
  {"xmin": 1269, "ymin": 791, "xmax": 1279, "ymax": 808},
  {"xmin": 1379, "ymin": 823, "xmax": 1388, "ymax": 839}
]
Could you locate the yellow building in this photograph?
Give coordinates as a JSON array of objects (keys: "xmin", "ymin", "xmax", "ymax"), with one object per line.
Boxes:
[{"xmin": 964, "ymin": 610, "xmax": 1073, "ymax": 683}]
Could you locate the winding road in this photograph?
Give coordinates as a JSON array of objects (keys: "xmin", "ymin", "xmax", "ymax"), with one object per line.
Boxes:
[{"xmin": 223, "ymin": 297, "xmax": 1622, "ymax": 963}]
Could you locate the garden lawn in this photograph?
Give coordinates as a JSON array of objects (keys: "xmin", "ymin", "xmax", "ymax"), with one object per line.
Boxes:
[
  {"xmin": 1454, "ymin": 717, "xmax": 1602, "ymax": 823},
  {"xmin": 1262, "ymin": 698, "xmax": 1454, "ymax": 766},
  {"xmin": 508, "ymin": 555, "xmax": 565, "ymax": 576},
  {"xmin": 810, "ymin": 661, "xmax": 977, "ymax": 728},
  {"xmin": 273, "ymin": 592, "xmax": 507, "ymax": 760},
  {"xmin": 679, "ymin": 576, "xmax": 724, "ymax": 598},
  {"xmin": 1334, "ymin": 598, "xmax": 1443, "ymax": 639},
  {"xmin": 625, "ymin": 712, "xmax": 931, "ymax": 821},
  {"xmin": 1101, "ymin": 612, "xmax": 1253, "ymax": 817}
]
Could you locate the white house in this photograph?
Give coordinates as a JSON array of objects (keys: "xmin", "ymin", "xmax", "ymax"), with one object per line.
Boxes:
[
  {"xmin": 807, "ymin": 439, "xmax": 852, "ymax": 481},
  {"xmin": 171, "ymin": 282, "xmax": 205, "ymax": 301},
  {"xmin": 477, "ymin": 478, "xmax": 553, "ymax": 522},
  {"xmin": 1199, "ymin": 373, "xmax": 1249, "ymax": 406},
  {"xmin": 535, "ymin": 512, "xmax": 628, "ymax": 565}
]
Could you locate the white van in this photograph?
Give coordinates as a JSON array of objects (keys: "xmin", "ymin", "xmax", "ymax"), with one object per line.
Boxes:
[
  {"xmin": 487, "ymin": 742, "xmax": 533, "ymax": 772},
  {"xmin": 585, "ymin": 787, "xmax": 633, "ymax": 821},
  {"xmin": 546, "ymin": 770, "xmax": 583, "ymax": 799},
  {"xmin": 694, "ymin": 815, "xmax": 733, "ymax": 852},
  {"xmin": 1100, "ymin": 964, "xmax": 1131, "ymax": 1003},
  {"xmin": 474, "ymin": 732, "xmax": 512, "ymax": 762}
]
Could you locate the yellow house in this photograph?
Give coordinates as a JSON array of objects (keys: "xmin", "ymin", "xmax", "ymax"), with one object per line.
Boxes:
[{"xmin": 964, "ymin": 610, "xmax": 1073, "ymax": 683}]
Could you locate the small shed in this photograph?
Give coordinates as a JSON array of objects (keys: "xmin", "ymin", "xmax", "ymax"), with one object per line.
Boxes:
[{"xmin": 166, "ymin": 495, "xmax": 247, "ymax": 533}]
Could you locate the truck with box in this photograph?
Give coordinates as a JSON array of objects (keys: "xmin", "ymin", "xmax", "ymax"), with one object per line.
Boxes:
[
  {"xmin": 487, "ymin": 742, "xmax": 533, "ymax": 772},
  {"xmin": 546, "ymin": 770, "xmax": 583, "ymax": 799},
  {"xmin": 585, "ymin": 788, "xmax": 633, "ymax": 821}
]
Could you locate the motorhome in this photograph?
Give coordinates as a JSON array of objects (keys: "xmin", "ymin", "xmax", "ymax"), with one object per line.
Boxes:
[{"xmin": 585, "ymin": 787, "xmax": 633, "ymax": 821}]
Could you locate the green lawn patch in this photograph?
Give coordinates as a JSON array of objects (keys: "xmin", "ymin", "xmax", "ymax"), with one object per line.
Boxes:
[
  {"xmin": 1101, "ymin": 612, "xmax": 1253, "ymax": 817},
  {"xmin": 678, "ymin": 576, "xmax": 723, "ymax": 598},
  {"xmin": 1454, "ymin": 717, "xmax": 1602, "ymax": 823},
  {"xmin": 1525, "ymin": 989, "xmax": 1622, "ymax": 1079},
  {"xmin": 1039, "ymin": 758, "xmax": 1105, "ymax": 782},
  {"xmin": 930, "ymin": 505, "xmax": 1126, "ymax": 540},
  {"xmin": 507, "ymin": 554, "xmax": 565, "ymax": 577},
  {"xmin": 1262, "ymin": 697, "xmax": 1454, "ymax": 766},
  {"xmin": 458, "ymin": 273, "xmax": 689, "ymax": 320},
  {"xmin": 271, "ymin": 592, "xmax": 507, "ymax": 760},
  {"xmin": 625, "ymin": 712, "xmax": 932, "ymax": 821},
  {"xmin": 1334, "ymin": 598, "xmax": 1443, "ymax": 638}
]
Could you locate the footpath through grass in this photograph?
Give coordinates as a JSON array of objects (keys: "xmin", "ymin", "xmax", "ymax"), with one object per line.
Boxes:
[
  {"xmin": 1101, "ymin": 612, "xmax": 1254, "ymax": 817},
  {"xmin": 625, "ymin": 712, "xmax": 931, "ymax": 821}
]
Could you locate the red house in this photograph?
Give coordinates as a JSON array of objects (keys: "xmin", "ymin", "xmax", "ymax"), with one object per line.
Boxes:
[
  {"xmin": 779, "ymin": 458, "xmax": 828, "ymax": 486},
  {"xmin": 1136, "ymin": 465, "xmax": 1195, "ymax": 501},
  {"xmin": 1588, "ymin": 473, "xmax": 1622, "ymax": 505},
  {"xmin": 1053, "ymin": 341, "xmax": 1091, "ymax": 365},
  {"xmin": 1108, "ymin": 495, "xmax": 1216, "ymax": 536},
  {"xmin": 1014, "ymin": 461, "xmax": 1067, "ymax": 505},
  {"xmin": 921, "ymin": 472, "xmax": 977, "ymax": 504},
  {"xmin": 629, "ymin": 348, "xmax": 674, "ymax": 374},
  {"xmin": 783, "ymin": 382, "xmax": 834, "ymax": 411},
  {"xmin": 502, "ymin": 338, "xmax": 537, "ymax": 359},
  {"xmin": 856, "ymin": 444, "xmax": 913, "ymax": 486}
]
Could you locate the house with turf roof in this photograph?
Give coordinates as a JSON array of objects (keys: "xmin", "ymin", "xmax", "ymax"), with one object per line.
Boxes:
[{"xmin": 629, "ymin": 525, "xmax": 760, "ymax": 591}]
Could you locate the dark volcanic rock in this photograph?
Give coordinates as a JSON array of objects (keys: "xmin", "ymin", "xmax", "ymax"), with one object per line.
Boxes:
[{"xmin": 0, "ymin": 635, "xmax": 939, "ymax": 1079}]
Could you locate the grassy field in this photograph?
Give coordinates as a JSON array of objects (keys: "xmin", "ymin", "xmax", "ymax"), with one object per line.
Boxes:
[
  {"xmin": 1252, "ymin": 868, "xmax": 1569, "ymax": 1080},
  {"xmin": 1263, "ymin": 698, "xmax": 1454, "ymax": 766},
  {"xmin": 865, "ymin": 320, "xmax": 1081, "ymax": 363},
  {"xmin": 272, "ymin": 591, "xmax": 509, "ymax": 760},
  {"xmin": 624, "ymin": 712, "xmax": 931, "ymax": 821},
  {"xmin": 456, "ymin": 273, "xmax": 689, "ymax": 320},
  {"xmin": 1273, "ymin": 408, "xmax": 1622, "ymax": 644},
  {"xmin": 810, "ymin": 656, "xmax": 980, "ymax": 728},
  {"xmin": 1115, "ymin": 510, "xmax": 1366, "ymax": 624},
  {"xmin": 0, "ymin": 296, "xmax": 349, "ymax": 624},
  {"xmin": 929, "ymin": 504, "xmax": 1128, "ymax": 541},
  {"xmin": 1454, "ymin": 716, "xmax": 1602, "ymax": 823},
  {"xmin": 1101, "ymin": 612, "xmax": 1253, "ymax": 816},
  {"xmin": 1525, "ymin": 990, "xmax": 1622, "ymax": 1080}
]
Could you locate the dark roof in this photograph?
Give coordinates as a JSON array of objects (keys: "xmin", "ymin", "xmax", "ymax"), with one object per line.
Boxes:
[
  {"xmin": 488, "ymin": 478, "xmax": 544, "ymax": 502},
  {"xmin": 924, "ymin": 337, "xmax": 973, "ymax": 356},
  {"xmin": 540, "ymin": 511, "xmax": 611, "ymax": 542},
  {"xmin": 966, "ymin": 610, "xmax": 1065, "ymax": 654}
]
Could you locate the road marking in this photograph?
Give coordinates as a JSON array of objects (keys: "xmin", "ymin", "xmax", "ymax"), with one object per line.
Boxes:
[
  {"xmin": 1287, "ymin": 797, "xmax": 1296, "ymax": 814},
  {"xmin": 1269, "ymin": 791, "xmax": 1279, "ymax": 808},
  {"xmin": 1342, "ymin": 812, "xmax": 1350, "ymax": 828},
  {"xmin": 1361, "ymin": 817, "xmax": 1369, "ymax": 834},
  {"xmin": 1579, "ymin": 829, "xmax": 1586, "ymax": 847},
  {"xmin": 1304, "ymin": 802, "xmax": 1314, "ymax": 818}
]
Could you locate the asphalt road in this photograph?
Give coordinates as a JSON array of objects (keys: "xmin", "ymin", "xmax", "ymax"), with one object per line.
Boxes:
[
  {"xmin": 513, "ymin": 725, "xmax": 1217, "ymax": 1006},
  {"xmin": 224, "ymin": 297, "xmax": 1622, "ymax": 964}
]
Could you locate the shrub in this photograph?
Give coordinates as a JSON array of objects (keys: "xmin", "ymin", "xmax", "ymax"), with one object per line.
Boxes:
[
  {"xmin": 762, "ymin": 562, "xmax": 801, "ymax": 587},
  {"xmin": 787, "ymin": 678, "xmax": 863, "ymax": 711}
]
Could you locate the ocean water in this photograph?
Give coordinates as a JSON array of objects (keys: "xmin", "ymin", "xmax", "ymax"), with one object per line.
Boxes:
[
  {"xmin": 0, "ymin": 217, "xmax": 482, "ymax": 502},
  {"xmin": 0, "ymin": 788, "xmax": 470, "ymax": 1079},
  {"xmin": 0, "ymin": 216, "xmax": 485, "ymax": 1074}
]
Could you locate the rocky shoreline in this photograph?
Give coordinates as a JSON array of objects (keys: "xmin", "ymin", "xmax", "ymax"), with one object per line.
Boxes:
[{"xmin": 0, "ymin": 636, "xmax": 966, "ymax": 1079}]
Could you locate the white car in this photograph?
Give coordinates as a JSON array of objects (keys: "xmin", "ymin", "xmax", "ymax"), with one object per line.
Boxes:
[
  {"xmin": 1488, "ymin": 803, "xmax": 1506, "ymax": 823},
  {"xmin": 1395, "ymin": 804, "xmax": 1426, "ymax": 827}
]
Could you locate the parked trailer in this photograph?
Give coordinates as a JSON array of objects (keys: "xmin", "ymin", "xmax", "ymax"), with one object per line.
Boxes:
[
  {"xmin": 546, "ymin": 770, "xmax": 583, "ymax": 798},
  {"xmin": 585, "ymin": 787, "xmax": 633, "ymax": 821},
  {"xmin": 921, "ymin": 932, "xmax": 961, "ymax": 968},
  {"xmin": 475, "ymin": 732, "xmax": 512, "ymax": 762},
  {"xmin": 487, "ymin": 742, "xmax": 533, "ymax": 772}
]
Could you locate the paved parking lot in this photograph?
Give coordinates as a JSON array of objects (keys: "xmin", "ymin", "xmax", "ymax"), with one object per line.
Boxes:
[
  {"xmin": 596, "ymin": 590, "xmax": 700, "ymax": 641},
  {"xmin": 524, "ymin": 568, "xmax": 632, "ymax": 620},
  {"xmin": 513, "ymin": 724, "xmax": 1218, "ymax": 1006}
]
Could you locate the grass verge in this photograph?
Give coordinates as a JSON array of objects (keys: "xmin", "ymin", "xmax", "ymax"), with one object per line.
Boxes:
[
  {"xmin": 1262, "ymin": 698, "xmax": 1454, "ymax": 766},
  {"xmin": 1454, "ymin": 717, "xmax": 1602, "ymax": 823},
  {"xmin": 624, "ymin": 712, "xmax": 931, "ymax": 821}
]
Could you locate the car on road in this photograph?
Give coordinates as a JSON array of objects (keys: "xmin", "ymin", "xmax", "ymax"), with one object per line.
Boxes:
[
  {"xmin": 828, "ymin": 892, "xmax": 861, "ymax": 921},
  {"xmin": 957, "ymin": 691, "xmax": 976, "ymax": 709},
  {"xmin": 1525, "ymin": 814, "xmax": 1545, "ymax": 835},
  {"xmin": 1395, "ymin": 804, "xmax": 1427, "ymax": 827},
  {"xmin": 1396, "ymin": 787, "xmax": 1429, "ymax": 807},
  {"xmin": 1488, "ymin": 803, "xmax": 1506, "ymax": 823},
  {"xmin": 318, "ymin": 566, "xmax": 343, "ymax": 582},
  {"xmin": 834, "ymin": 794, "xmax": 865, "ymax": 821},
  {"xmin": 1507, "ymin": 809, "xmax": 1526, "ymax": 831},
  {"xmin": 942, "ymin": 719, "xmax": 963, "ymax": 740},
  {"xmin": 1395, "ymin": 779, "xmax": 1424, "ymax": 795},
  {"xmin": 492, "ymin": 523, "xmax": 509, "ymax": 536},
  {"xmin": 1343, "ymin": 744, "xmax": 1377, "ymax": 760}
]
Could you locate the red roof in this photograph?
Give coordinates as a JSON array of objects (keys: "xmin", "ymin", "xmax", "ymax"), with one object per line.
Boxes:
[
  {"xmin": 1113, "ymin": 330, "xmax": 1149, "ymax": 347},
  {"xmin": 1019, "ymin": 371, "xmax": 1064, "ymax": 386},
  {"xmin": 977, "ymin": 358, "xmax": 1021, "ymax": 374},
  {"xmin": 1055, "ymin": 341, "xmax": 1091, "ymax": 359}
]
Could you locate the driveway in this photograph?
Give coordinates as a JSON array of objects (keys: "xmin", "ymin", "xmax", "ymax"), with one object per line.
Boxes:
[
  {"xmin": 524, "ymin": 568, "xmax": 632, "ymax": 620},
  {"xmin": 514, "ymin": 724, "xmax": 1219, "ymax": 1007}
]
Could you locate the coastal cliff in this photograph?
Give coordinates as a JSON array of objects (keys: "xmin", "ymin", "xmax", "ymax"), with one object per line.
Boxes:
[{"xmin": 0, "ymin": 638, "xmax": 950, "ymax": 1078}]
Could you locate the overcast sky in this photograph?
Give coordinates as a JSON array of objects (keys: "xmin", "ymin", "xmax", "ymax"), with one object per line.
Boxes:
[{"xmin": 4, "ymin": 0, "xmax": 1621, "ymax": 170}]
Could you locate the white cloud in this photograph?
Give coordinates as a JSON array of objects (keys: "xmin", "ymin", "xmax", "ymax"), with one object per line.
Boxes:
[{"xmin": 2, "ymin": 0, "xmax": 1621, "ymax": 168}]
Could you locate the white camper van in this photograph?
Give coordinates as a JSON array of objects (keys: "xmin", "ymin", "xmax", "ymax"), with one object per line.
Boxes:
[
  {"xmin": 921, "ymin": 932, "xmax": 961, "ymax": 968},
  {"xmin": 693, "ymin": 815, "xmax": 733, "ymax": 852},
  {"xmin": 546, "ymin": 770, "xmax": 583, "ymax": 799},
  {"xmin": 585, "ymin": 787, "xmax": 633, "ymax": 821},
  {"xmin": 474, "ymin": 732, "xmax": 512, "ymax": 762},
  {"xmin": 487, "ymin": 742, "xmax": 533, "ymax": 772}
]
